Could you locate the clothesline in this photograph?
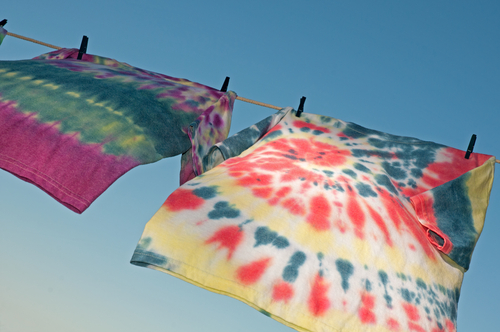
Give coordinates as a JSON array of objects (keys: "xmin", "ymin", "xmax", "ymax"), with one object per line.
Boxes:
[
  {"xmin": 7, "ymin": 31, "xmax": 62, "ymax": 50},
  {"xmin": 6, "ymin": 31, "xmax": 283, "ymax": 111},
  {"xmin": 5, "ymin": 31, "xmax": 500, "ymax": 165}
]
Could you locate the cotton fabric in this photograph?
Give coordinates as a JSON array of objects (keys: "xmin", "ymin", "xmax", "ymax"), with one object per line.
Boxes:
[
  {"xmin": 131, "ymin": 108, "xmax": 495, "ymax": 332},
  {"xmin": 0, "ymin": 48, "xmax": 236, "ymax": 213},
  {"xmin": 179, "ymin": 100, "xmax": 234, "ymax": 185}
]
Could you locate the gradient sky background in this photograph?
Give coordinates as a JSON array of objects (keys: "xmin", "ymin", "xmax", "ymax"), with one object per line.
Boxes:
[{"xmin": 0, "ymin": 1, "xmax": 499, "ymax": 331}]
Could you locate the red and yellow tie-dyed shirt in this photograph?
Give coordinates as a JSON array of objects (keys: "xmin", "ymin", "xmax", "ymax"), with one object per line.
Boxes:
[{"xmin": 132, "ymin": 107, "xmax": 495, "ymax": 332}]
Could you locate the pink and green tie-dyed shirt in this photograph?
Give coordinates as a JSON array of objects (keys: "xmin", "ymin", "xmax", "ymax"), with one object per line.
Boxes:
[
  {"xmin": 131, "ymin": 107, "xmax": 495, "ymax": 332},
  {"xmin": 0, "ymin": 48, "xmax": 236, "ymax": 213}
]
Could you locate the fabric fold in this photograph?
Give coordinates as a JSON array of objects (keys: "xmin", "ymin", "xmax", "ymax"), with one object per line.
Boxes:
[{"xmin": 179, "ymin": 94, "xmax": 236, "ymax": 185}]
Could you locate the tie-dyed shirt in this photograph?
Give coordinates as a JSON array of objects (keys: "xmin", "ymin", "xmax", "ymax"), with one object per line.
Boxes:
[
  {"xmin": 0, "ymin": 48, "xmax": 236, "ymax": 213},
  {"xmin": 131, "ymin": 107, "xmax": 495, "ymax": 332}
]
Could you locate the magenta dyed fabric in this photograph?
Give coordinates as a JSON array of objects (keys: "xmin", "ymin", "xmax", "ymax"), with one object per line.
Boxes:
[{"xmin": 0, "ymin": 100, "xmax": 139, "ymax": 212}]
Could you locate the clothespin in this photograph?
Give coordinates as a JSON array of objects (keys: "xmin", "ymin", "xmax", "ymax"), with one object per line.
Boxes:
[
  {"xmin": 77, "ymin": 35, "xmax": 88, "ymax": 60},
  {"xmin": 465, "ymin": 134, "xmax": 476, "ymax": 159},
  {"xmin": 296, "ymin": 96, "xmax": 306, "ymax": 117},
  {"xmin": 220, "ymin": 77, "xmax": 230, "ymax": 92}
]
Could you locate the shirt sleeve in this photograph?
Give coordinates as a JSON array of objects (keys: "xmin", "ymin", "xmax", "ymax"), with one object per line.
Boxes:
[
  {"xmin": 410, "ymin": 156, "xmax": 495, "ymax": 271},
  {"xmin": 179, "ymin": 91, "xmax": 237, "ymax": 185}
]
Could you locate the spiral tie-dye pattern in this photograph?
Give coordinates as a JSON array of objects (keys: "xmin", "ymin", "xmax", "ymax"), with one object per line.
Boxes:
[{"xmin": 131, "ymin": 107, "xmax": 495, "ymax": 332}]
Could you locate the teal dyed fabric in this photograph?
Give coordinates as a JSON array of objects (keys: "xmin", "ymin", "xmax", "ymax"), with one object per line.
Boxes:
[{"xmin": 0, "ymin": 48, "xmax": 236, "ymax": 213}]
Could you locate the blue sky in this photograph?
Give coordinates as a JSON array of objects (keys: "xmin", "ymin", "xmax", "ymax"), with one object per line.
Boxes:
[{"xmin": 0, "ymin": 1, "xmax": 499, "ymax": 331}]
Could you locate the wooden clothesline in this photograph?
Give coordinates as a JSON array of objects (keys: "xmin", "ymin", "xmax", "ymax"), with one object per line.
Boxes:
[
  {"xmin": 6, "ymin": 31, "xmax": 283, "ymax": 111},
  {"xmin": 6, "ymin": 31, "xmax": 62, "ymax": 50},
  {"xmin": 5, "ymin": 31, "xmax": 500, "ymax": 165}
]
